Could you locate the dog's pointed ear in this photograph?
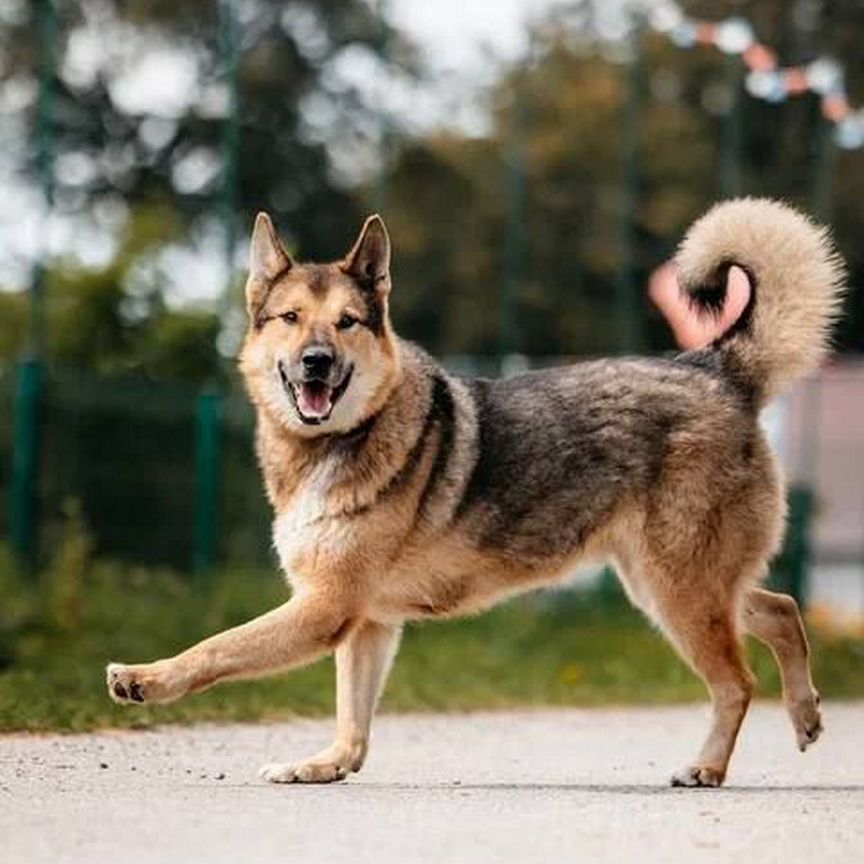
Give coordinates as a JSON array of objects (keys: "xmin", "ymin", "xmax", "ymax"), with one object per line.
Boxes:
[
  {"xmin": 246, "ymin": 212, "xmax": 292, "ymax": 316},
  {"xmin": 341, "ymin": 214, "xmax": 391, "ymax": 290}
]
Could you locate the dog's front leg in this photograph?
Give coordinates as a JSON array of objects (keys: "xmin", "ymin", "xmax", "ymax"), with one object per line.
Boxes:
[
  {"xmin": 260, "ymin": 618, "xmax": 402, "ymax": 783},
  {"xmin": 106, "ymin": 592, "xmax": 353, "ymax": 705}
]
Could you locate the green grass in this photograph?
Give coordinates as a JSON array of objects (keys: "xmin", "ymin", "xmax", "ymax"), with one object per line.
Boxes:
[{"xmin": 1, "ymin": 553, "xmax": 863, "ymax": 732}]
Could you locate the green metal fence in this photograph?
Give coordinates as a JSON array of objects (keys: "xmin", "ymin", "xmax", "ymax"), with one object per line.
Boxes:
[
  {"xmin": 0, "ymin": 367, "xmax": 13, "ymax": 544},
  {"xmin": 3, "ymin": 363, "xmax": 271, "ymax": 572}
]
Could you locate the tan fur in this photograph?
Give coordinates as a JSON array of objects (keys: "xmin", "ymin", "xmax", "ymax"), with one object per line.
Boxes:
[
  {"xmin": 107, "ymin": 199, "xmax": 842, "ymax": 788},
  {"xmin": 677, "ymin": 197, "xmax": 846, "ymax": 402}
]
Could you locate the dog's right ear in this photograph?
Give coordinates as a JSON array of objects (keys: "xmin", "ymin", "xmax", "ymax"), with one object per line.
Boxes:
[
  {"xmin": 341, "ymin": 214, "xmax": 391, "ymax": 290},
  {"xmin": 246, "ymin": 212, "xmax": 292, "ymax": 316}
]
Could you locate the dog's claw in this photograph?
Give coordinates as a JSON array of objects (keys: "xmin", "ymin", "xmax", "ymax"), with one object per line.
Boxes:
[
  {"xmin": 108, "ymin": 664, "xmax": 142, "ymax": 705},
  {"xmin": 129, "ymin": 682, "xmax": 145, "ymax": 703},
  {"xmin": 790, "ymin": 691, "xmax": 823, "ymax": 752},
  {"xmin": 107, "ymin": 662, "xmax": 158, "ymax": 705},
  {"xmin": 671, "ymin": 765, "xmax": 725, "ymax": 788},
  {"xmin": 796, "ymin": 717, "xmax": 824, "ymax": 752}
]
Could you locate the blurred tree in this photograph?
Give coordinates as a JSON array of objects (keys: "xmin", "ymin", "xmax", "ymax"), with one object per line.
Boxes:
[
  {"xmin": 382, "ymin": 28, "xmax": 722, "ymax": 357},
  {"xmin": 0, "ymin": 0, "xmax": 417, "ymax": 380},
  {"xmin": 2, "ymin": 0, "xmax": 861, "ymax": 371},
  {"xmin": 686, "ymin": 0, "xmax": 864, "ymax": 350},
  {"xmin": 4, "ymin": 0, "xmax": 411, "ymax": 261},
  {"xmin": 0, "ymin": 205, "xmax": 222, "ymax": 383},
  {"xmin": 379, "ymin": 3, "xmax": 863, "ymax": 357}
]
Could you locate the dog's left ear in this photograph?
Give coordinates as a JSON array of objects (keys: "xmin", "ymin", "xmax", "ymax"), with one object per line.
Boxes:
[{"xmin": 341, "ymin": 214, "xmax": 391, "ymax": 291}]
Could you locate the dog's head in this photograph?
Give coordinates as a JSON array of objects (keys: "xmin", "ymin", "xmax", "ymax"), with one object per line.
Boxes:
[{"xmin": 239, "ymin": 213, "xmax": 401, "ymax": 436}]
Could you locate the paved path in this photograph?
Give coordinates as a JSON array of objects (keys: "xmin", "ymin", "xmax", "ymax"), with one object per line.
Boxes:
[{"xmin": 3, "ymin": 703, "xmax": 863, "ymax": 863}]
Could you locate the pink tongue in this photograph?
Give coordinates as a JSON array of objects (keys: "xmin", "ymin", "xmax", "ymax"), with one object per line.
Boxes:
[{"xmin": 299, "ymin": 383, "xmax": 332, "ymax": 417}]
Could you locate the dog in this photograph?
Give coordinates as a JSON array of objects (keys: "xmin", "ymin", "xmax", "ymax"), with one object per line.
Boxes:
[{"xmin": 107, "ymin": 198, "xmax": 844, "ymax": 787}]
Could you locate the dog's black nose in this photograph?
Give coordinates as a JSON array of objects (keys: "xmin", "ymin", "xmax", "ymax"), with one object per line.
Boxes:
[{"xmin": 301, "ymin": 346, "xmax": 334, "ymax": 378}]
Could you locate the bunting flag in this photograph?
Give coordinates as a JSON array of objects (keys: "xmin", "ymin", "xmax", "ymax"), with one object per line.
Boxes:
[{"xmin": 641, "ymin": 0, "xmax": 864, "ymax": 150}]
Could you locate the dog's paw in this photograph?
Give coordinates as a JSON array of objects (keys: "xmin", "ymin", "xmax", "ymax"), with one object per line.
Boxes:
[
  {"xmin": 259, "ymin": 760, "xmax": 350, "ymax": 784},
  {"xmin": 107, "ymin": 663, "xmax": 147, "ymax": 704},
  {"xmin": 106, "ymin": 661, "xmax": 182, "ymax": 705},
  {"xmin": 259, "ymin": 741, "xmax": 366, "ymax": 784},
  {"xmin": 670, "ymin": 765, "xmax": 725, "ymax": 788},
  {"xmin": 790, "ymin": 690, "xmax": 823, "ymax": 752}
]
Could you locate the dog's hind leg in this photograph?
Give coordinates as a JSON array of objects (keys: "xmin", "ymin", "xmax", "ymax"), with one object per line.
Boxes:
[
  {"xmin": 741, "ymin": 587, "xmax": 822, "ymax": 751},
  {"xmin": 260, "ymin": 619, "xmax": 402, "ymax": 784},
  {"xmin": 647, "ymin": 576, "xmax": 755, "ymax": 788}
]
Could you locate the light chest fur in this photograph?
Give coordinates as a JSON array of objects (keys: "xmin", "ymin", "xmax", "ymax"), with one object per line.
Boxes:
[{"xmin": 271, "ymin": 460, "xmax": 354, "ymax": 588}]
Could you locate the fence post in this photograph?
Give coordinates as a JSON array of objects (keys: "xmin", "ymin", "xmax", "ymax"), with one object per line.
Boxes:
[
  {"xmin": 32, "ymin": 0, "xmax": 57, "ymax": 359},
  {"xmin": 778, "ymin": 486, "xmax": 815, "ymax": 606},
  {"xmin": 374, "ymin": 0, "xmax": 391, "ymax": 214},
  {"xmin": 193, "ymin": 389, "xmax": 223, "ymax": 574},
  {"xmin": 500, "ymin": 78, "xmax": 525, "ymax": 361},
  {"xmin": 218, "ymin": 0, "xmax": 239, "ymax": 298},
  {"xmin": 719, "ymin": 52, "xmax": 744, "ymax": 197},
  {"xmin": 9, "ymin": 359, "xmax": 43, "ymax": 564},
  {"xmin": 811, "ymin": 116, "xmax": 837, "ymax": 221},
  {"xmin": 615, "ymin": 9, "xmax": 644, "ymax": 355}
]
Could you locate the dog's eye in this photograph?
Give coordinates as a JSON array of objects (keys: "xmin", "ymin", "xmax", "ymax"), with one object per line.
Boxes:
[
  {"xmin": 336, "ymin": 313, "xmax": 358, "ymax": 331},
  {"xmin": 280, "ymin": 311, "xmax": 298, "ymax": 324}
]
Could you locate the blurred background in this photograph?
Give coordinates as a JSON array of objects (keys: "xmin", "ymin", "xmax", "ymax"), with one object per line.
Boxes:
[{"xmin": 1, "ymin": 0, "xmax": 863, "ymax": 730}]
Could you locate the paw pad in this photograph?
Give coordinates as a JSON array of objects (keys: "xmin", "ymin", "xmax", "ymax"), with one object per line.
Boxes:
[{"xmin": 107, "ymin": 663, "xmax": 148, "ymax": 705}]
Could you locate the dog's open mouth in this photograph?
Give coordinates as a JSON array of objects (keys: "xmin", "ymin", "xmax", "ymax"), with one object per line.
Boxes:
[{"xmin": 279, "ymin": 363, "xmax": 353, "ymax": 425}]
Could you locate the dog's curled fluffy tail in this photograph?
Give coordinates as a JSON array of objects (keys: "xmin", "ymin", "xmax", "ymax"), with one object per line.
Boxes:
[{"xmin": 676, "ymin": 197, "xmax": 845, "ymax": 405}]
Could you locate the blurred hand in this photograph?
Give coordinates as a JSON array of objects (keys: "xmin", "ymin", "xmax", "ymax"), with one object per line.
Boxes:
[{"xmin": 649, "ymin": 262, "xmax": 751, "ymax": 350}]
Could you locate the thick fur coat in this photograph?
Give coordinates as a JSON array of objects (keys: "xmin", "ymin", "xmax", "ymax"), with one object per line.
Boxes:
[{"xmin": 108, "ymin": 198, "xmax": 845, "ymax": 788}]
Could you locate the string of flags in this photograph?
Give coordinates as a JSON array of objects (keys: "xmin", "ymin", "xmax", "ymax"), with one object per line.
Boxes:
[{"xmin": 640, "ymin": 0, "xmax": 864, "ymax": 150}]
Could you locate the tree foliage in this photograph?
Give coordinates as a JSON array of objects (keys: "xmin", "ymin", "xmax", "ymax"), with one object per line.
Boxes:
[
  {"xmin": 2, "ymin": 0, "xmax": 862, "ymax": 380},
  {"xmin": 381, "ymin": 3, "xmax": 864, "ymax": 356}
]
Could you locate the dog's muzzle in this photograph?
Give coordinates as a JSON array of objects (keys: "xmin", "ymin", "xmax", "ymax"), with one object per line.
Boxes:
[{"xmin": 278, "ymin": 360, "xmax": 354, "ymax": 425}]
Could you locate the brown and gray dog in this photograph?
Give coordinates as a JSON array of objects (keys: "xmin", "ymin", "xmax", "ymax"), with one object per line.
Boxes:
[{"xmin": 108, "ymin": 198, "xmax": 845, "ymax": 787}]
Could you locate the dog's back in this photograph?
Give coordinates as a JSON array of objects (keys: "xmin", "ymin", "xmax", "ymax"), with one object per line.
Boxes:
[{"xmin": 454, "ymin": 356, "xmax": 764, "ymax": 565}]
